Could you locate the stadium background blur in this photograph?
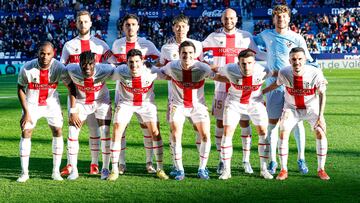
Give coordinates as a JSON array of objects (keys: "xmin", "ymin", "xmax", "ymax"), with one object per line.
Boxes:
[
  {"xmin": 0, "ymin": 2, "xmax": 359, "ymax": 202},
  {"xmin": 0, "ymin": 0, "xmax": 359, "ymax": 74}
]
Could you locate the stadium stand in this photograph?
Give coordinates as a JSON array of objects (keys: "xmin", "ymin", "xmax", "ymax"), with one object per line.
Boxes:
[
  {"xmin": 0, "ymin": 0, "xmax": 111, "ymax": 58},
  {"xmin": 0, "ymin": 0, "xmax": 359, "ymax": 60}
]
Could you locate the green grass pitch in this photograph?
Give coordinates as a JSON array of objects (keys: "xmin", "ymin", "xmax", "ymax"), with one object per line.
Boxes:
[{"xmin": 0, "ymin": 69, "xmax": 359, "ymax": 202}]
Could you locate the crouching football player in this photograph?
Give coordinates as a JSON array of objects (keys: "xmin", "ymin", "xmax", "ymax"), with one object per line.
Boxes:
[{"xmin": 263, "ymin": 47, "xmax": 329, "ymax": 180}]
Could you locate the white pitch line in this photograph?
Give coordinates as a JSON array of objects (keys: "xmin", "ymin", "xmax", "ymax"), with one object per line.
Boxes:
[{"xmin": 0, "ymin": 96, "xmax": 17, "ymax": 99}]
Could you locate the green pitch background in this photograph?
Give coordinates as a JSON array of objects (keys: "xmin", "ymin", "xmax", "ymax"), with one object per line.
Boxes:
[{"xmin": 0, "ymin": 69, "xmax": 359, "ymax": 202}]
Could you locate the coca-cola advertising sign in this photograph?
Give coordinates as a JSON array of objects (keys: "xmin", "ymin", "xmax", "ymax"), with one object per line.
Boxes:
[{"xmin": 202, "ymin": 9, "xmax": 223, "ymax": 17}]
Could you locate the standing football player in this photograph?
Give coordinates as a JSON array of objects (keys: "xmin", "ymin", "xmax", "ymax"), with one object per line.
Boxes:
[
  {"xmin": 255, "ymin": 5, "xmax": 317, "ymax": 175},
  {"xmin": 17, "ymin": 41, "xmax": 65, "ymax": 182},
  {"xmin": 202, "ymin": 8, "xmax": 265, "ymax": 175}
]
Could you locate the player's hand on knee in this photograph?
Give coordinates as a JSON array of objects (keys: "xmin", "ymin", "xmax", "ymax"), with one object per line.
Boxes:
[
  {"xmin": 315, "ymin": 116, "xmax": 326, "ymax": 134},
  {"xmin": 20, "ymin": 113, "xmax": 32, "ymax": 129},
  {"xmin": 69, "ymin": 113, "xmax": 82, "ymax": 128}
]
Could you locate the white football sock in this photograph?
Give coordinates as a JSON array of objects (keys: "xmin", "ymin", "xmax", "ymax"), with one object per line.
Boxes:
[
  {"xmin": 221, "ymin": 135, "xmax": 233, "ymax": 171},
  {"xmin": 99, "ymin": 125, "xmax": 110, "ymax": 170},
  {"xmin": 110, "ymin": 141, "xmax": 121, "ymax": 173},
  {"xmin": 172, "ymin": 137, "xmax": 184, "ymax": 171},
  {"xmin": 118, "ymin": 132, "xmax": 126, "ymax": 165},
  {"xmin": 293, "ymin": 121, "xmax": 306, "ymax": 160},
  {"xmin": 278, "ymin": 136, "xmax": 289, "ymax": 171},
  {"xmin": 19, "ymin": 137, "xmax": 31, "ymax": 175},
  {"xmin": 316, "ymin": 138, "xmax": 328, "ymax": 171},
  {"xmin": 68, "ymin": 126, "xmax": 80, "ymax": 170},
  {"xmin": 268, "ymin": 123, "xmax": 279, "ymax": 162},
  {"xmin": 152, "ymin": 139, "xmax": 164, "ymax": 170},
  {"xmin": 169, "ymin": 132, "xmax": 176, "ymax": 168},
  {"xmin": 87, "ymin": 114, "xmax": 100, "ymax": 165},
  {"xmin": 52, "ymin": 136, "xmax": 63, "ymax": 173},
  {"xmin": 142, "ymin": 127, "xmax": 153, "ymax": 164},
  {"xmin": 215, "ymin": 127, "xmax": 224, "ymax": 158},
  {"xmin": 241, "ymin": 126, "xmax": 252, "ymax": 163},
  {"xmin": 199, "ymin": 137, "xmax": 211, "ymax": 170},
  {"xmin": 258, "ymin": 134, "xmax": 269, "ymax": 171}
]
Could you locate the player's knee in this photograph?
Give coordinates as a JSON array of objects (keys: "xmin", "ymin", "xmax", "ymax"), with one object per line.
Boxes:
[
  {"xmin": 269, "ymin": 118, "xmax": 279, "ymax": 125},
  {"xmin": 21, "ymin": 129, "xmax": 32, "ymax": 138},
  {"xmin": 52, "ymin": 127, "xmax": 62, "ymax": 137},
  {"xmin": 315, "ymin": 128, "xmax": 326, "ymax": 139},
  {"xmin": 257, "ymin": 127, "xmax": 266, "ymax": 136},
  {"xmin": 279, "ymin": 131, "xmax": 288, "ymax": 139},
  {"xmin": 150, "ymin": 129, "xmax": 160, "ymax": 137},
  {"xmin": 216, "ymin": 120, "xmax": 224, "ymax": 128},
  {"xmin": 239, "ymin": 120, "xmax": 250, "ymax": 128},
  {"xmin": 139, "ymin": 123, "xmax": 147, "ymax": 128},
  {"xmin": 192, "ymin": 125, "xmax": 198, "ymax": 131}
]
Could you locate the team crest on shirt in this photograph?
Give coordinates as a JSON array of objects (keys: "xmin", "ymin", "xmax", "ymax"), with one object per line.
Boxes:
[
  {"xmin": 33, "ymin": 78, "xmax": 37, "ymax": 82},
  {"xmin": 304, "ymin": 82, "xmax": 310, "ymax": 88},
  {"xmin": 172, "ymin": 53, "xmax": 177, "ymax": 58},
  {"xmin": 74, "ymin": 48, "xmax": 79, "ymax": 53},
  {"xmin": 286, "ymin": 41, "xmax": 293, "ymax": 48},
  {"xmin": 220, "ymin": 41, "xmax": 224, "ymax": 45}
]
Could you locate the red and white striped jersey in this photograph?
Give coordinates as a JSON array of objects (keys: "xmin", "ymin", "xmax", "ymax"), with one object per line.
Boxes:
[
  {"xmin": 160, "ymin": 37, "xmax": 203, "ymax": 100},
  {"xmin": 277, "ymin": 65, "xmax": 326, "ymax": 110},
  {"xmin": 159, "ymin": 37, "xmax": 202, "ymax": 65},
  {"xmin": 111, "ymin": 37, "xmax": 160, "ymax": 63},
  {"xmin": 63, "ymin": 63, "xmax": 114, "ymax": 104},
  {"xmin": 219, "ymin": 63, "xmax": 271, "ymax": 104},
  {"xmin": 60, "ymin": 36, "xmax": 114, "ymax": 64},
  {"xmin": 112, "ymin": 65, "xmax": 159, "ymax": 106},
  {"xmin": 18, "ymin": 58, "xmax": 65, "ymax": 106},
  {"xmin": 161, "ymin": 60, "xmax": 214, "ymax": 108},
  {"xmin": 202, "ymin": 28, "xmax": 261, "ymax": 93}
]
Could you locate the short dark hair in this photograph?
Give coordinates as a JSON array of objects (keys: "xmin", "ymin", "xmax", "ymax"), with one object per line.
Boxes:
[
  {"xmin": 127, "ymin": 49, "xmax": 143, "ymax": 60},
  {"xmin": 172, "ymin": 14, "xmax": 189, "ymax": 25},
  {"xmin": 238, "ymin": 48, "xmax": 256, "ymax": 59},
  {"xmin": 76, "ymin": 10, "xmax": 91, "ymax": 21},
  {"xmin": 289, "ymin": 47, "xmax": 305, "ymax": 55},
  {"xmin": 272, "ymin": 5, "xmax": 291, "ymax": 18},
  {"xmin": 121, "ymin": 14, "xmax": 139, "ymax": 27},
  {"xmin": 38, "ymin": 41, "xmax": 54, "ymax": 50},
  {"xmin": 80, "ymin": 51, "xmax": 95, "ymax": 66},
  {"xmin": 179, "ymin": 40, "xmax": 196, "ymax": 53}
]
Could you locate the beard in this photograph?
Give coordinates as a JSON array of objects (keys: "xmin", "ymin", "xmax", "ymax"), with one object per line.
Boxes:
[{"xmin": 79, "ymin": 28, "xmax": 90, "ymax": 36}]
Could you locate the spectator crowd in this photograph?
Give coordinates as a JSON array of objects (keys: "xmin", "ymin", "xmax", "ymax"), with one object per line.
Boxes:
[
  {"xmin": 1, "ymin": 0, "xmax": 359, "ymax": 58},
  {"xmin": 0, "ymin": 0, "xmax": 110, "ymax": 58}
]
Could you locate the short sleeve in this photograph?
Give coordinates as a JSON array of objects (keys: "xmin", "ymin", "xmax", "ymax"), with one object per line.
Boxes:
[
  {"xmin": 61, "ymin": 66, "xmax": 72, "ymax": 85},
  {"xmin": 276, "ymin": 70, "xmax": 286, "ymax": 86},
  {"xmin": 111, "ymin": 65, "xmax": 127, "ymax": 80},
  {"xmin": 315, "ymin": 70, "xmax": 327, "ymax": 93},
  {"xmin": 60, "ymin": 44, "xmax": 70, "ymax": 64},
  {"xmin": 17, "ymin": 65, "xmax": 27, "ymax": 86}
]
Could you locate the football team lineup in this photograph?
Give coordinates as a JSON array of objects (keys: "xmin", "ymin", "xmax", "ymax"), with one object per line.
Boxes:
[
  {"xmin": 1, "ymin": 2, "xmax": 359, "ymax": 202},
  {"xmin": 15, "ymin": 6, "xmax": 332, "ymax": 183}
]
